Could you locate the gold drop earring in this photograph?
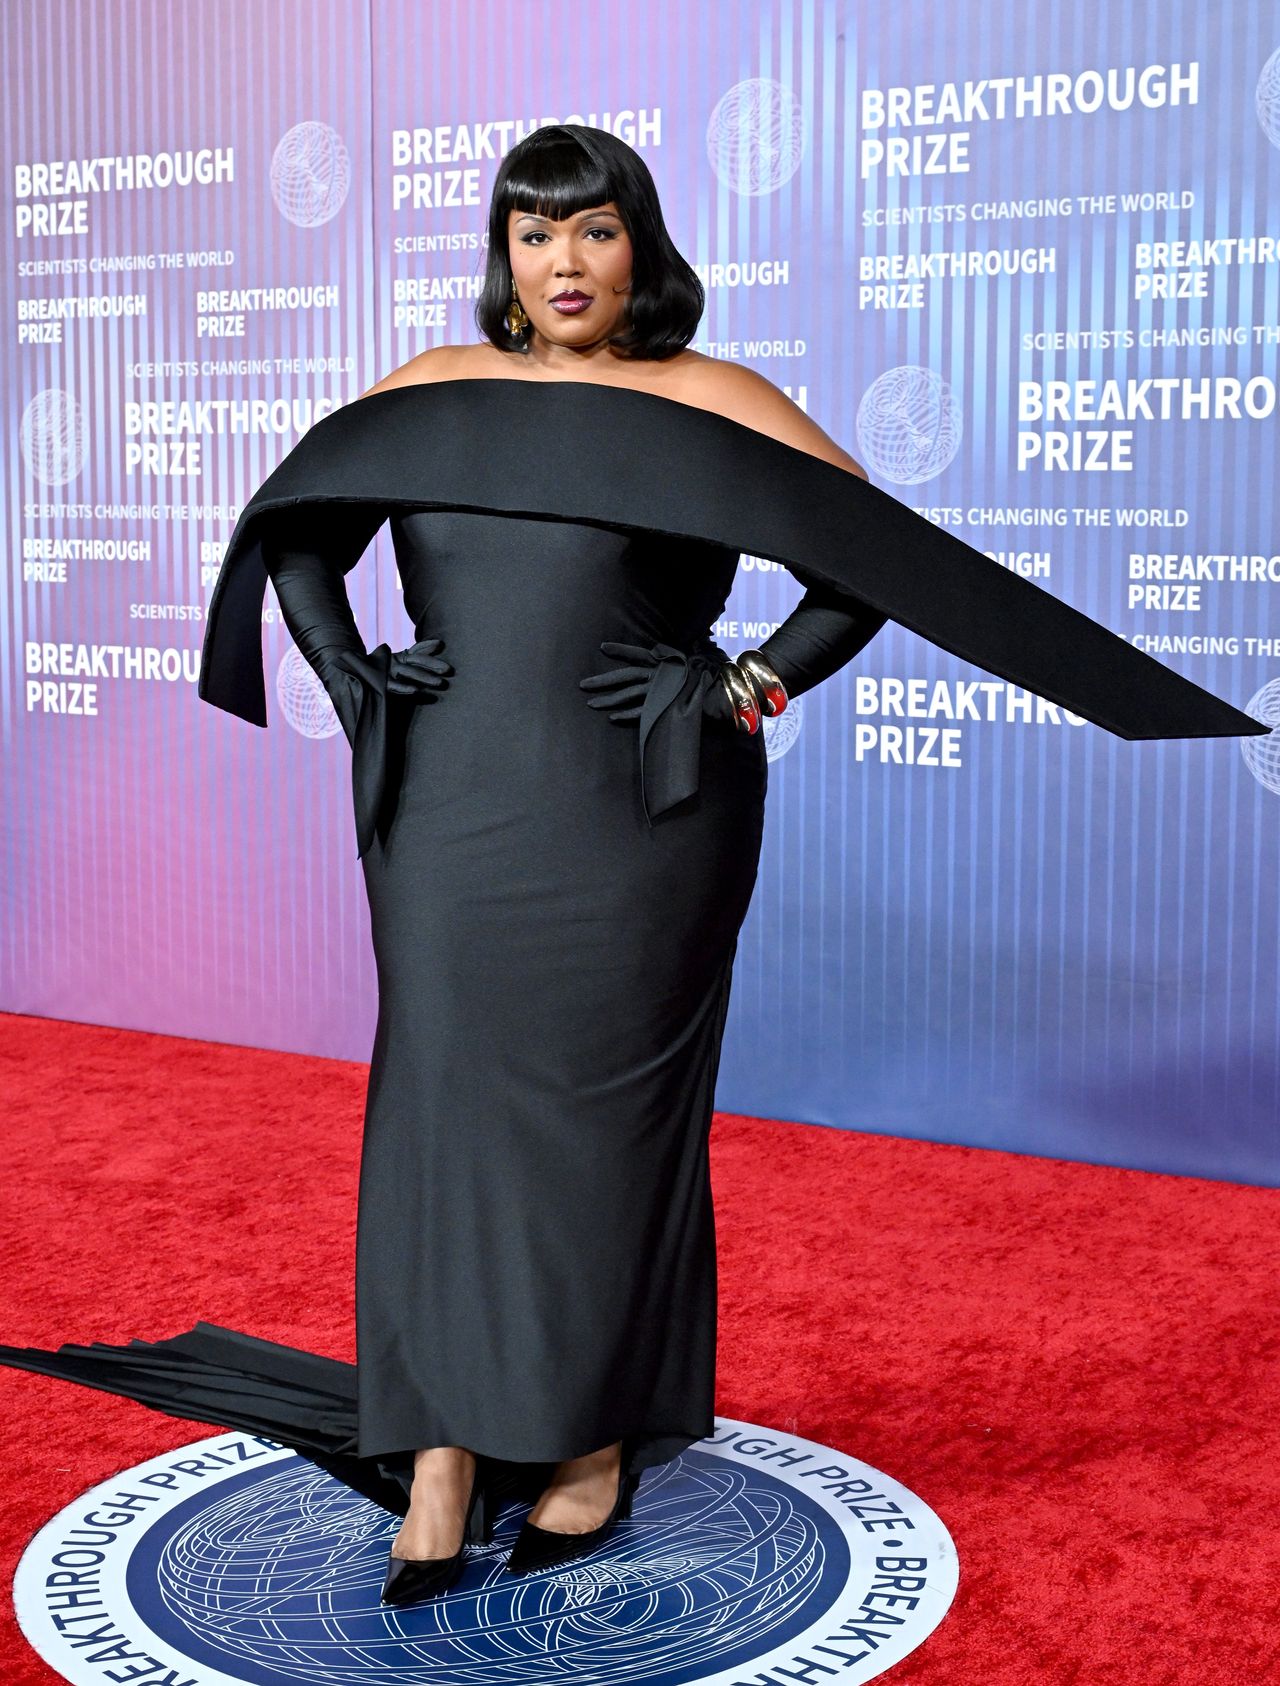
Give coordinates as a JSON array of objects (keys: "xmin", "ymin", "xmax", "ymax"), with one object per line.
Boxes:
[{"xmin": 507, "ymin": 279, "xmax": 530, "ymax": 336}]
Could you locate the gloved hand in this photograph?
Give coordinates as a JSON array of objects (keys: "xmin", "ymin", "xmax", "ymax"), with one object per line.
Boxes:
[
  {"xmin": 577, "ymin": 638, "xmax": 740, "ymax": 823},
  {"xmin": 310, "ymin": 635, "xmax": 453, "ymax": 858},
  {"xmin": 578, "ymin": 640, "xmax": 737, "ymax": 726},
  {"xmin": 328, "ymin": 636, "xmax": 452, "ymax": 749}
]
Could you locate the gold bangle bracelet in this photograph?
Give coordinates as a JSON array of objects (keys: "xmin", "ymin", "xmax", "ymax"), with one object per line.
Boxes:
[
  {"xmin": 736, "ymin": 649, "xmax": 789, "ymax": 717},
  {"xmin": 718, "ymin": 660, "xmax": 761, "ymax": 734}
]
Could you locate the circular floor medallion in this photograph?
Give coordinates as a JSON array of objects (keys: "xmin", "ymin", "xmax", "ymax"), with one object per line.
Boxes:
[{"xmin": 15, "ymin": 1417, "xmax": 958, "ymax": 1684}]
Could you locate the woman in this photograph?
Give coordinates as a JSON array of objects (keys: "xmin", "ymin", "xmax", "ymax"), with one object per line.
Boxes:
[
  {"xmin": 0, "ymin": 124, "xmax": 1260, "ymax": 1609},
  {"xmin": 267, "ymin": 123, "xmax": 894, "ymax": 1600}
]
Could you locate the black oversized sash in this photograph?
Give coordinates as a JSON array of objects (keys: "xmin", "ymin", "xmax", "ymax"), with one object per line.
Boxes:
[{"xmin": 199, "ymin": 379, "xmax": 1267, "ymax": 849}]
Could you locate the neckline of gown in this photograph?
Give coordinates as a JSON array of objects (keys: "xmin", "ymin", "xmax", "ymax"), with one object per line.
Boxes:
[{"xmin": 346, "ymin": 375, "xmax": 820, "ymax": 467}]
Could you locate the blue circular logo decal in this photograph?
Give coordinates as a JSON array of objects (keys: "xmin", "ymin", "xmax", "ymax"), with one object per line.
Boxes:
[{"xmin": 15, "ymin": 1419, "xmax": 958, "ymax": 1684}]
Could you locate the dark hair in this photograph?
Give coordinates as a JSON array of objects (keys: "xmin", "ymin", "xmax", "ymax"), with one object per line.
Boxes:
[{"xmin": 474, "ymin": 124, "xmax": 704, "ymax": 361}]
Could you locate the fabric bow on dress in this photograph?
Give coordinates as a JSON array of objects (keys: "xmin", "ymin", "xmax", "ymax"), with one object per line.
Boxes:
[{"xmin": 579, "ymin": 636, "xmax": 735, "ymax": 824}]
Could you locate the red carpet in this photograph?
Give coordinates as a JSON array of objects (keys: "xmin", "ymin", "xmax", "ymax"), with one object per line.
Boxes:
[{"xmin": 1, "ymin": 1009, "xmax": 1277, "ymax": 1683}]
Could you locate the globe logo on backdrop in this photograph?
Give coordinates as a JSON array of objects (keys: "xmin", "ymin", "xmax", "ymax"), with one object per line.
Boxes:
[
  {"xmin": 20, "ymin": 389, "xmax": 88, "ymax": 486},
  {"xmin": 856, "ymin": 368, "xmax": 964, "ymax": 485},
  {"xmin": 14, "ymin": 1423, "xmax": 957, "ymax": 1686},
  {"xmin": 270, "ymin": 121, "xmax": 352, "ymax": 227},
  {"xmin": 707, "ymin": 78, "xmax": 807, "ymax": 195},
  {"xmin": 1255, "ymin": 44, "xmax": 1280, "ymax": 147},
  {"xmin": 276, "ymin": 646, "xmax": 344, "ymax": 738},
  {"xmin": 1240, "ymin": 678, "xmax": 1280, "ymax": 792},
  {"xmin": 765, "ymin": 691, "xmax": 803, "ymax": 759}
]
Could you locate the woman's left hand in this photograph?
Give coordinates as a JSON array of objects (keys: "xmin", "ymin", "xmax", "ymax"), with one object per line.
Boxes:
[
  {"xmin": 577, "ymin": 639, "xmax": 740, "ymax": 823},
  {"xmin": 578, "ymin": 640, "xmax": 734, "ymax": 724}
]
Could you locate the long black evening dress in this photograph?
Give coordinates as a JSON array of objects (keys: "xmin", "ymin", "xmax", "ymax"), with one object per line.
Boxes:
[{"xmin": 0, "ymin": 379, "xmax": 1263, "ymax": 1517}]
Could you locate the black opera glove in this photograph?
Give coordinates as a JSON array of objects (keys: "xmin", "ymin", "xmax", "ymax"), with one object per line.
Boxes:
[
  {"xmin": 578, "ymin": 637, "xmax": 736, "ymax": 824},
  {"xmin": 262, "ymin": 512, "xmax": 452, "ymax": 857},
  {"xmin": 578, "ymin": 585, "xmax": 888, "ymax": 821}
]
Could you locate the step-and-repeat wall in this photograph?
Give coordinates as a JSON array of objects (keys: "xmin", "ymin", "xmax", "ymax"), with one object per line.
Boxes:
[{"xmin": 3, "ymin": 0, "xmax": 1277, "ymax": 1184}]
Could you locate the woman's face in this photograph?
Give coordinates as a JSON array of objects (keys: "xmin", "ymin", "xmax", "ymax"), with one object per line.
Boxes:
[{"xmin": 506, "ymin": 201, "xmax": 633, "ymax": 352}]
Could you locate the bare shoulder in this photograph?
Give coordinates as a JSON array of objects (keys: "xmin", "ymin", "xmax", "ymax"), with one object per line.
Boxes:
[
  {"xmin": 687, "ymin": 360, "xmax": 868, "ymax": 479},
  {"xmin": 359, "ymin": 345, "xmax": 467, "ymax": 399}
]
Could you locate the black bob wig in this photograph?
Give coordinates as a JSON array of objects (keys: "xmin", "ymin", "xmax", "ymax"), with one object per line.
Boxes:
[{"xmin": 474, "ymin": 124, "xmax": 705, "ymax": 361}]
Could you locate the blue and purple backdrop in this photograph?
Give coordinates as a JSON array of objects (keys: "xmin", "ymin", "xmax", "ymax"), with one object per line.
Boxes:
[{"xmin": 3, "ymin": 0, "xmax": 1278, "ymax": 1186}]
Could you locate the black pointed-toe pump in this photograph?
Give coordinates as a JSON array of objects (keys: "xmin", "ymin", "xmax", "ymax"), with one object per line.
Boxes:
[
  {"xmin": 503, "ymin": 1465, "xmax": 640, "ymax": 1576},
  {"xmin": 381, "ymin": 1455, "xmax": 495, "ymax": 1606}
]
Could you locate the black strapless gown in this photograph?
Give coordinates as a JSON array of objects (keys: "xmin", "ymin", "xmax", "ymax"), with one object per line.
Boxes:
[
  {"xmin": 353, "ymin": 507, "xmax": 765, "ymax": 1485},
  {"xmin": 0, "ymin": 380, "xmax": 1261, "ymax": 1519}
]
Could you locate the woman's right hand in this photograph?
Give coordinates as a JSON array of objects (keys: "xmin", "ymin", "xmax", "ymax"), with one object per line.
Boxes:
[
  {"xmin": 327, "ymin": 636, "xmax": 454, "ymax": 857},
  {"xmin": 385, "ymin": 637, "xmax": 453, "ymax": 698},
  {"xmin": 327, "ymin": 637, "xmax": 452, "ymax": 748}
]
